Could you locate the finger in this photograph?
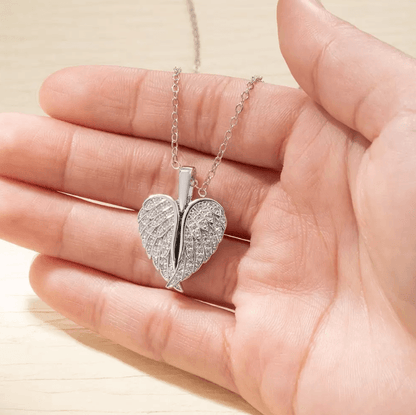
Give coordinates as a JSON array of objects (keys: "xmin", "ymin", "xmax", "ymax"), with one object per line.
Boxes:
[
  {"xmin": 0, "ymin": 113, "xmax": 275, "ymax": 239},
  {"xmin": 29, "ymin": 255, "xmax": 237, "ymax": 392},
  {"xmin": 277, "ymin": 0, "xmax": 416, "ymax": 141},
  {"xmin": 0, "ymin": 177, "xmax": 246, "ymax": 307},
  {"xmin": 39, "ymin": 65, "xmax": 306, "ymax": 170}
]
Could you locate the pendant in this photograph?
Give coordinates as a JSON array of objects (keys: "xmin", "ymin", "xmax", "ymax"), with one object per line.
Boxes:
[{"xmin": 138, "ymin": 167, "xmax": 227, "ymax": 292}]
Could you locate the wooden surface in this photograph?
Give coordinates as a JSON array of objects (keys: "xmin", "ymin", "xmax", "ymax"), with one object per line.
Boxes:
[{"xmin": 1, "ymin": 0, "xmax": 416, "ymax": 414}]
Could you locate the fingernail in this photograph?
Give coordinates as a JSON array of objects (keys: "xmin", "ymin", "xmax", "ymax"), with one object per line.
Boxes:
[
  {"xmin": 310, "ymin": 0, "xmax": 325, "ymax": 8},
  {"xmin": 30, "ymin": 253, "xmax": 40, "ymax": 267}
]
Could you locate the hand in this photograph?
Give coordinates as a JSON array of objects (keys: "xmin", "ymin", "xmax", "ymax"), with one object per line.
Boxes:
[{"xmin": 2, "ymin": 0, "xmax": 416, "ymax": 413}]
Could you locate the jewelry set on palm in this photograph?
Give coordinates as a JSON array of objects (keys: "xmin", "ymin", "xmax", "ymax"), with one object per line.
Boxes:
[{"xmin": 137, "ymin": 2, "xmax": 263, "ymax": 291}]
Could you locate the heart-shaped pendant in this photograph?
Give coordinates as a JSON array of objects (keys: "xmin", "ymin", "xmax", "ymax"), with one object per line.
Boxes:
[{"xmin": 138, "ymin": 167, "xmax": 227, "ymax": 292}]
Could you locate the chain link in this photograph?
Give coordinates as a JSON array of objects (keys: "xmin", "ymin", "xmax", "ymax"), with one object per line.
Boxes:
[
  {"xmin": 171, "ymin": 67, "xmax": 181, "ymax": 170},
  {"xmin": 186, "ymin": 0, "xmax": 201, "ymax": 74},
  {"xmin": 170, "ymin": 0, "xmax": 200, "ymax": 170},
  {"xmin": 170, "ymin": 67, "xmax": 263, "ymax": 197}
]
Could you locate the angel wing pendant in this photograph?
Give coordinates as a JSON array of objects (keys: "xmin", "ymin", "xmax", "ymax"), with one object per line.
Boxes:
[{"xmin": 137, "ymin": 167, "xmax": 227, "ymax": 292}]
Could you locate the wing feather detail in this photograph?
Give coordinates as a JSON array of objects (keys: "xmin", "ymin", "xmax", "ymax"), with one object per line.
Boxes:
[
  {"xmin": 166, "ymin": 198, "xmax": 226, "ymax": 288},
  {"xmin": 138, "ymin": 195, "xmax": 178, "ymax": 283}
]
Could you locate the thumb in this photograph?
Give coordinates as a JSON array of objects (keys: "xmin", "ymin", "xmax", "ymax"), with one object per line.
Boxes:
[{"xmin": 276, "ymin": 0, "xmax": 416, "ymax": 141}]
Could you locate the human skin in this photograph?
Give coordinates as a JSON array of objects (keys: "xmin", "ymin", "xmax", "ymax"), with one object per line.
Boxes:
[{"xmin": 1, "ymin": 0, "xmax": 416, "ymax": 413}]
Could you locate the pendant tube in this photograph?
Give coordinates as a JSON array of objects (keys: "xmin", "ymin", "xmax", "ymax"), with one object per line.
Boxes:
[{"xmin": 178, "ymin": 167, "xmax": 195, "ymax": 212}]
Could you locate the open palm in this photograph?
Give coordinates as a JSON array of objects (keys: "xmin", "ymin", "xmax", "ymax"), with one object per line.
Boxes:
[{"xmin": 2, "ymin": 0, "xmax": 416, "ymax": 414}]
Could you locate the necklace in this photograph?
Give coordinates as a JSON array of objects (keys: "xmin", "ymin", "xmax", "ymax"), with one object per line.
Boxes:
[
  {"xmin": 137, "ymin": 69, "xmax": 262, "ymax": 292},
  {"xmin": 137, "ymin": 2, "xmax": 263, "ymax": 292}
]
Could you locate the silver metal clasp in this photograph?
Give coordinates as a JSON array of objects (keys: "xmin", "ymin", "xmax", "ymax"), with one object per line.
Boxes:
[{"xmin": 177, "ymin": 166, "xmax": 196, "ymax": 212}]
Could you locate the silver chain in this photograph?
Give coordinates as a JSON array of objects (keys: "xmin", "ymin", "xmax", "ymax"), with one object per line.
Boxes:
[
  {"xmin": 186, "ymin": 0, "xmax": 201, "ymax": 74},
  {"xmin": 170, "ymin": 67, "xmax": 263, "ymax": 197},
  {"xmin": 171, "ymin": 0, "xmax": 263, "ymax": 197}
]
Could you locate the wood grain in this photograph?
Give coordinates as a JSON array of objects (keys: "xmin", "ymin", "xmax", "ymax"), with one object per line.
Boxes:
[{"xmin": 1, "ymin": 0, "xmax": 416, "ymax": 413}]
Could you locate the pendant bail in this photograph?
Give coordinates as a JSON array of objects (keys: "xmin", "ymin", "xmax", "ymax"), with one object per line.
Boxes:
[{"xmin": 178, "ymin": 167, "xmax": 195, "ymax": 212}]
